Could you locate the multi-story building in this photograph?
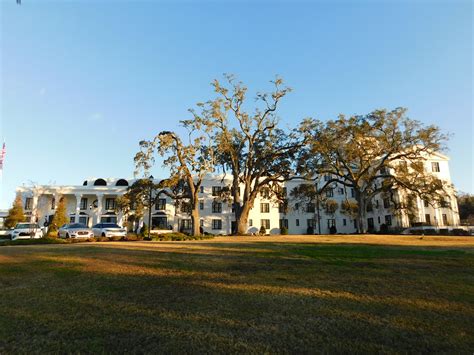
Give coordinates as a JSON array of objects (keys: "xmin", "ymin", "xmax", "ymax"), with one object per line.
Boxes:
[{"xmin": 15, "ymin": 152, "xmax": 460, "ymax": 234}]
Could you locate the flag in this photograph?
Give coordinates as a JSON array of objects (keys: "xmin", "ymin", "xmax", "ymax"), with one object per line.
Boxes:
[{"xmin": 0, "ymin": 142, "xmax": 5, "ymax": 171}]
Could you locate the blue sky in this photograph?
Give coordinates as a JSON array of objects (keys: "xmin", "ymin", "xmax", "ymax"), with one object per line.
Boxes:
[{"xmin": 0, "ymin": 0, "xmax": 472, "ymax": 209}]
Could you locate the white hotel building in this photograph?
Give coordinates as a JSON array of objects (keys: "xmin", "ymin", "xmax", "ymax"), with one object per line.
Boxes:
[{"xmin": 16, "ymin": 152, "xmax": 460, "ymax": 234}]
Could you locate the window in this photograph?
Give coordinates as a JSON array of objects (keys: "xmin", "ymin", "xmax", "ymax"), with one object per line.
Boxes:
[
  {"xmin": 152, "ymin": 216, "xmax": 167, "ymax": 229},
  {"xmin": 325, "ymin": 188, "xmax": 334, "ymax": 198},
  {"xmin": 366, "ymin": 201, "xmax": 373, "ymax": 212},
  {"xmin": 212, "ymin": 201, "xmax": 222, "ymax": 213},
  {"xmin": 69, "ymin": 216, "xmax": 75, "ymax": 223},
  {"xmin": 155, "ymin": 198, "xmax": 166, "ymax": 210},
  {"xmin": 385, "ymin": 215, "xmax": 392, "ymax": 226},
  {"xmin": 343, "ymin": 219, "xmax": 347, "ymax": 226},
  {"xmin": 296, "ymin": 219, "xmax": 300, "ymax": 226},
  {"xmin": 249, "ymin": 219, "xmax": 253, "ymax": 227},
  {"xmin": 383, "ymin": 198, "xmax": 390, "ymax": 208},
  {"xmin": 80, "ymin": 198, "xmax": 88, "ymax": 210},
  {"xmin": 424, "ymin": 200, "xmax": 429, "ymax": 208},
  {"xmin": 199, "ymin": 200, "xmax": 204, "ymax": 210},
  {"xmin": 307, "ymin": 219, "xmax": 316, "ymax": 228},
  {"xmin": 51, "ymin": 197, "xmax": 56, "ymax": 210},
  {"xmin": 180, "ymin": 219, "xmax": 191, "ymax": 230},
  {"xmin": 295, "ymin": 203, "xmax": 299, "ymax": 210},
  {"xmin": 260, "ymin": 203, "xmax": 270, "ymax": 213},
  {"xmin": 79, "ymin": 216, "xmax": 88, "ymax": 225},
  {"xmin": 260, "ymin": 219, "xmax": 270, "ymax": 229},
  {"xmin": 212, "ymin": 186, "xmax": 222, "ymax": 196},
  {"xmin": 105, "ymin": 198, "xmax": 116, "ymax": 210},
  {"xmin": 324, "ymin": 174, "xmax": 331, "ymax": 181},
  {"xmin": 367, "ymin": 218, "xmax": 374, "ymax": 229},
  {"xmin": 25, "ymin": 198, "xmax": 33, "ymax": 210},
  {"xmin": 431, "ymin": 162, "xmax": 440, "ymax": 172},
  {"xmin": 200, "ymin": 186, "xmax": 204, "ymax": 193},
  {"xmin": 306, "ymin": 203, "xmax": 315, "ymax": 213},
  {"xmin": 351, "ymin": 188, "xmax": 355, "ymax": 198},
  {"xmin": 375, "ymin": 200, "xmax": 379, "ymax": 208},
  {"xmin": 338, "ymin": 188, "xmax": 344, "ymax": 195},
  {"xmin": 260, "ymin": 188, "xmax": 270, "ymax": 199},
  {"xmin": 378, "ymin": 216, "xmax": 381, "ymax": 224},
  {"xmin": 212, "ymin": 219, "xmax": 222, "ymax": 230},
  {"xmin": 327, "ymin": 219, "xmax": 336, "ymax": 228},
  {"xmin": 442, "ymin": 214, "xmax": 448, "ymax": 226},
  {"xmin": 440, "ymin": 199, "xmax": 450, "ymax": 208},
  {"xmin": 279, "ymin": 219, "xmax": 289, "ymax": 229},
  {"xmin": 279, "ymin": 200, "xmax": 288, "ymax": 213},
  {"xmin": 425, "ymin": 214, "xmax": 431, "ymax": 225},
  {"xmin": 282, "ymin": 187, "xmax": 287, "ymax": 196},
  {"xmin": 180, "ymin": 203, "xmax": 191, "ymax": 213},
  {"xmin": 200, "ymin": 219, "xmax": 204, "ymax": 227}
]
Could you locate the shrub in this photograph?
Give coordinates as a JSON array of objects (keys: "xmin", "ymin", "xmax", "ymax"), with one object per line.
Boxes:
[
  {"xmin": 140, "ymin": 224, "xmax": 149, "ymax": 238},
  {"xmin": 424, "ymin": 228, "xmax": 437, "ymax": 235},
  {"xmin": 280, "ymin": 226, "xmax": 288, "ymax": 235},
  {"xmin": 439, "ymin": 228, "xmax": 449, "ymax": 235},
  {"xmin": 47, "ymin": 230, "xmax": 58, "ymax": 238},
  {"xmin": 306, "ymin": 226, "xmax": 314, "ymax": 235},
  {"xmin": 259, "ymin": 226, "xmax": 266, "ymax": 235},
  {"xmin": 451, "ymin": 228, "xmax": 469, "ymax": 236},
  {"xmin": 108, "ymin": 235, "xmax": 123, "ymax": 241},
  {"xmin": 329, "ymin": 225, "xmax": 337, "ymax": 234},
  {"xmin": 150, "ymin": 232, "xmax": 214, "ymax": 241}
]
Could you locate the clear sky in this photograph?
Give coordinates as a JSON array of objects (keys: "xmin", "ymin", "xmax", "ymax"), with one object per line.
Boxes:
[{"xmin": 0, "ymin": 0, "xmax": 472, "ymax": 209}]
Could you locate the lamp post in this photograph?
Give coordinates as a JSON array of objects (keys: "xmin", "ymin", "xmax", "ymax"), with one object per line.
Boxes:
[{"xmin": 148, "ymin": 175, "xmax": 154, "ymax": 240}]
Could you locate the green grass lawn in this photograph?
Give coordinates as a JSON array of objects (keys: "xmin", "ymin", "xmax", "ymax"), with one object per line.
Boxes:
[{"xmin": 0, "ymin": 236, "xmax": 473, "ymax": 353}]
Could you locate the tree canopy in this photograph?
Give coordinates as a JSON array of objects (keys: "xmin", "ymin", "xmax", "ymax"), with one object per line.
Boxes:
[
  {"xmin": 5, "ymin": 195, "xmax": 26, "ymax": 229},
  {"xmin": 192, "ymin": 74, "xmax": 306, "ymax": 234},
  {"xmin": 297, "ymin": 108, "xmax": 449, "ymax": 233}
]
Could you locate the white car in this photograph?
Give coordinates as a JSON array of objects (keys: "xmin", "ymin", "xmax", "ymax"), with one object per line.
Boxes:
[
  {"xmin": 92, "ymin": 223, "xmax": 127, "ymax": 238},
  {"xmin": 58, "ymin": 223, "xmax": 94, "ymax": 239},
  {"xmin": 11, "ymin": 223, "xmax": 44, "ymax": 241}
]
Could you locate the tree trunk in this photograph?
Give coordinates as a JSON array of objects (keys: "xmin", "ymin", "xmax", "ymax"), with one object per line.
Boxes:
[
  {"xmin": 236, "ymin": 203, "xmax": 251, "ymax": 235},
  {"xmin": 355, "ymin": 191, "xmax": 367, "ymax": 234},
  {"xmin": 190, "ymin": 208, "xmax": 200, "ymax": 236}
]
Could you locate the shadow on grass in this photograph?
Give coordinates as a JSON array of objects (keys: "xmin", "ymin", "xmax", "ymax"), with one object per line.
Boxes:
[{"xmin": 0, "ymin": 242, "xmax": 473, "ymax": 353}]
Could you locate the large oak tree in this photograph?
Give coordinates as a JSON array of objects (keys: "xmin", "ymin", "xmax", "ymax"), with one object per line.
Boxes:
[
  {"xmin": 192, "ymin": 75, "xmax": 306, "ymax": 234},
  {"xmin": 298, "ymin": 108, "xmax": 450, "ymax": 233},
  {"xmin": 135, "ymin": 123, "xmax": 215, "ymax": 236}
]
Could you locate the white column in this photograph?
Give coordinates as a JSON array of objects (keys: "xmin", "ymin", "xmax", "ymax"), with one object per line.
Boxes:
[
  {"xmin": 31, "ymin": 193, "xmax": 39, "ymax": 223},
  {"xmin": 95, "ymin": 193, "xmax": 103, "ymax": 224},
  {"xmin": 75, "ymin": 194, "xmax": 82, "ymax": 224}
]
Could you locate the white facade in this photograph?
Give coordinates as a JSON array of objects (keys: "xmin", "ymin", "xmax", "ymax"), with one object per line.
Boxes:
[{"xmin": 15, "ymin": 153, "xmax": 460, "ymax": 234}]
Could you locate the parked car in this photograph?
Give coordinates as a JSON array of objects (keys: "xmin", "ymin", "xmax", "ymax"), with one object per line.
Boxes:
[
  {"xmin": 11, "ymin": 223, "xmax": 43, "ymax": 241},
  {"xmin": 58, "ymin": 223, "xmax": 94, "ymax": 239},
  {"xmin": 92, "ymin": 223, "xmax": 127, "ymax": 238}
]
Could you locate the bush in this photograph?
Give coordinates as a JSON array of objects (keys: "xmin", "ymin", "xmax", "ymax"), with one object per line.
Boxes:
[
  {"xmin": 451, "ymin": 228, "xmax": 469, "ymax": 236},
  {"xmin": 47, "ymin": 230, "xmax": 58, "ymax": 238},
  {"xmin": 379, "ymin": 224, "xmax": 388, "ymax": 234},
  {"xmin": 306, "ymin": 226, "xmax": 314, "ymax": 235},
  {"xmin": 329, "ymin": 225, "xmax": 337, "ymax": 234},
  {"xmin": 150, "ymin": 232, "xmax": 214, "ymax": 241},
  {"xmin": 108, "ymin": 235, "xmax": 123, "ymax": 241},
  {"xmin": 140, "ymin": 224, "xmax": 149, "ymax": 238},
  {"xmin": 424, "ymin": 228, "xmax": 437, "ymax": 235},
  {"xmin": 280, "ymin": 226, "xmax": 288, "ymax": 235},
  {"xmin": 259, "ymin": 226, "xmax": 266, "ymax": 236}
]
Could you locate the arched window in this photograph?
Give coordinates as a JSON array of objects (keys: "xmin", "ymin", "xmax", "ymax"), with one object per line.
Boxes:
[
  {"xmin": 116, "ymin": 179, "xmax": 129, "ymax": 186},
  {"xmin": 94, "ymin": 178, "xmax": 107, "ymax": 186},
  {"xmin": 83, "ymin": 180, "xmax": 88, "ymax": 186}
]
